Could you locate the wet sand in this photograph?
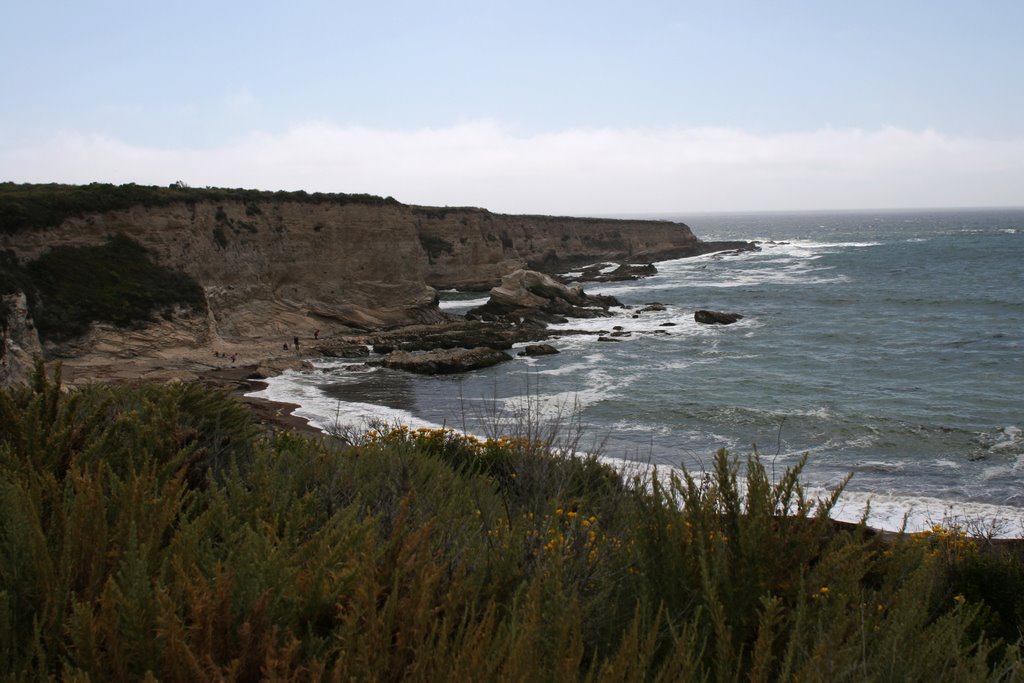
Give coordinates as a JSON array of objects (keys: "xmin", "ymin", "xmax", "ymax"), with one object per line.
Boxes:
[{"xmin": 197, "ymin": 364, "xmax": 326, "ymax": 438}]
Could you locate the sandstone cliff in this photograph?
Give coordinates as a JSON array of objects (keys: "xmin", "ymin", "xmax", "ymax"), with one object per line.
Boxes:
[
  {"xmin": 410, "ymin": 207, "xmax": 711, "ymax": 289},
  {"xmin": 0, "ymin": 292, "xmax": 43, "ymax": 386},
  {"xmin": 0, "ymin": 185, "xmax": 747, "ymax": 383},
  {"xmin": 2, "ymin": 194, "xmax": 719, "ymax": 334}
]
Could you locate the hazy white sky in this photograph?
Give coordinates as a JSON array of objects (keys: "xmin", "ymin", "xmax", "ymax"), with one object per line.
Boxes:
[{"xmin": 3, "ymin": 1, "xmax": 1023, "ymax": 214}]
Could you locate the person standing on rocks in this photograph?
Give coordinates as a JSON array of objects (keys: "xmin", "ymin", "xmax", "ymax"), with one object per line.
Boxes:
[{"xmin": 293, "ymin": 336, "xmax": 300, "ymax": 352}]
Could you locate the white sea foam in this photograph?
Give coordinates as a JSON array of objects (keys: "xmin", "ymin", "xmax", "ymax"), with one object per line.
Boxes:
[
  {"xmin": 827, "ymin": 490, "xmax": 1024, "ymax": 538},
  {"xmin": 532, "ymin": 361, "xmax": 595, "ymax": 376},
  {"xmin": 644, "ymin": 256, "xmax": 849, "ymax": 289},
  {"xmin": 990, "ymin": 426, "xmax": 1023, "ymax": 451},
  {"xmin": 546, "ymin": 305, "xmax": 749, "ymax": 341},
  {"xmin": 247, "ymin": 365, "xmax": 435, "ymax": 433},
  {"xmin": 605, "ymin": 456, "xmax": 1024, "ymax": 538},
  {"xmin": 438, "ymin": 296, "xmax": 489, "ymax": 312},
  {"xmin": 495, "ymin": 386, "xmax": 613, "ymax": 422},
  {"xmin": 248, "ymin": 369, "xmax": 1024, "ymax": 538},
  {"xmin": 590, "ymin": 454, "xmax": 1024, "ymax": 537}
]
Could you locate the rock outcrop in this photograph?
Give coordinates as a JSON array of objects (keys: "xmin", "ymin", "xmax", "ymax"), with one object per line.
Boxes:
[
  {"xmin": 1, "ymin": 192, "xmax": 728, "ymax": 336},
  {"xmin": 467, "ymin": 270, "xmax": 621, "ymax": 324},
  {"xmin": 359, "ymin": 320, "xmax": 548, "ymax": 353},
  {"xmin": 378, "ymin": 347, "xmax": 513, "ymax": 375},
  {"xmin": 694, "ymin": 310, "xmax": 744, "ymax": 325},
  {"xmin": 1, "ymin": 292, "xmax": 43, "ymax": 386},
  {"xmin": 570, "ymin": 262, "xmax": 658, "ymax": 283}
]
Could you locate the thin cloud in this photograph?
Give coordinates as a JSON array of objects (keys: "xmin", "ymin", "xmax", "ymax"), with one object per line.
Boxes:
[{"xmin": 2, "ymin": 122, "xmax": 1022, "ymax": 214}]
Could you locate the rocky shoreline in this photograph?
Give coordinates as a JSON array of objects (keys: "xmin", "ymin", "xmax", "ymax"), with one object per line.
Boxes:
[
  {"xmin": 2, "ymin": 183, "xmax": 761, "ymax": 391},
  {"xmin": 188, "ymin": 261, "xmax": 752, "ymax": 436},
  {"xmin": 3, "ymin": 255, "xmax": 752, "ymax": 423}
]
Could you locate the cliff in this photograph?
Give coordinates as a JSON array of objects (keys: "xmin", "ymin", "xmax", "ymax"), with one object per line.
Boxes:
[
  {"xmin": 0, "ymin": 183, "xmax": 746, "ymax": 383},
  {"xmin": 410, "ymin": 206, "xmax": 712, "ymax": 289}
]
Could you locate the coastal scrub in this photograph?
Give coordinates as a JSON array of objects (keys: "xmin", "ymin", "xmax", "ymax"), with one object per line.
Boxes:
[
  {"xmin": 5, "ymin": 234, "xmax": 206, "ymax": 342},
  {"xmin": 0, "ymin": 364, "xmax": 1021, "ymax": 680}
]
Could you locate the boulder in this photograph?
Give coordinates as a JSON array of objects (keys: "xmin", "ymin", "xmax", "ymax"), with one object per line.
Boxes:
[
  {"xmin": 467, "ymin": 269, "xmax": 621, "ymax": 323},
  {"xmin": 694, "ymin": 310, "xmax": 744, "ymax": 325},
  {"xmin": 379, "ymin": 347, "xmax": 513, "ymax": 375},
  {"xmin": 518, "ymin": 343, "xmax": 559, "ymax": 357}
]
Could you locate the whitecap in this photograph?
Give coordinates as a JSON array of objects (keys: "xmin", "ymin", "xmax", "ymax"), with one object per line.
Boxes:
[{"xmin": 438, "ymin": 296, "xmax": 489, "ymax": 312}]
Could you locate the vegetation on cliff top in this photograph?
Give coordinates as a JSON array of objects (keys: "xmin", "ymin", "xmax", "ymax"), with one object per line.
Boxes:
[
  {"xmin": 0, "ymin": 181, "xmax": 401, "ymax": 234},
  {"xmin": 2, "ymin": 234, "xmax": 206, "ymax": 342},
  {"xmin": 1, "ymin": 365, "xmax": 1022, "ymax": 680}
]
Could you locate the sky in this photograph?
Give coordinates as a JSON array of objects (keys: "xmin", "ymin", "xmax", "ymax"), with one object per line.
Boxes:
[{"xmin": 2, "ymin": 0, "xmax": 1023, "ymax": 215}]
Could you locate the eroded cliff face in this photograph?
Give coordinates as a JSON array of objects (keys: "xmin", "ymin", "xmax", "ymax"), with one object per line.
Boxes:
[
  {"xmin": 2, "ymin": 199, "xmax": 705, "ymax": 340},
  {"xmin": 411, "ymin": 208, "xmax": 705, "ymax": 289},
  {"xmin": 0, "ymin": 292, "xmax": 43, "ymax": 386}
]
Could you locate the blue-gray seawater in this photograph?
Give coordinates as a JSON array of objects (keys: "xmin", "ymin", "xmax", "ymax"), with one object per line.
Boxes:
[{"xmin": 252, "ymin": 208, "xmax": 1024, "ymax": 532}]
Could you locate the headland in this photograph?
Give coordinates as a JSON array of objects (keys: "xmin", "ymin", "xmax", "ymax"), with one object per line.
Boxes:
[{"xmin": 0, "ymin": 182, "xmax": 752, "ymax": 395}]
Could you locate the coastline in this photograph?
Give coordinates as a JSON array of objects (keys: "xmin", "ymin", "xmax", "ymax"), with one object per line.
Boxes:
[
  {"xmin": 196, "ymin": 364, "xmax": 324, "ymax": 437},
  {"xmin": 9, "ymin": 206, "xmax": 1021, "ymax": 538},
  {"xmin": 245, "ymin": 360, "xmax": 1024, "ymax": 546}
]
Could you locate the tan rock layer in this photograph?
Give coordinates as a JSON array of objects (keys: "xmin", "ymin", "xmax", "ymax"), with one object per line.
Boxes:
[
  {"xmin": 0, "ymin": 199, "xmax": 709, "ymax": 384},
  {"xmin": 2, "ymin": 200, "xmax": 702, "ymax": 334}
]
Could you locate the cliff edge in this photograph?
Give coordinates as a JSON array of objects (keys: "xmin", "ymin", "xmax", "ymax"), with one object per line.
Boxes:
[{"xmin": 0, "ymin": 183, "xmax": 749, "ymax": 384}]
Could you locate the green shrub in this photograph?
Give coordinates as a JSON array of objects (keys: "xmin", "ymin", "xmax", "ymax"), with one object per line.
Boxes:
[
  {"xmin": 0, "ymin": 182, "xmax": 401, "ymax": 234},
  {"xmin": 418, "ymin": 233, "xmax": 454, "ymax": 262},
  {"xmin": 211, "ymin": 225, "xmax": 228, "ymax": 249},
  {"xmin": 0, "ymin": 367, "xmax": 1020, "ymax": 680},
  {"xmin": 0, "ymin": 250, "xmax": 33, "ymax": 326},
  {"xmin": 24, "ymin": 234, "xmax": 206, "ymax": 342}
]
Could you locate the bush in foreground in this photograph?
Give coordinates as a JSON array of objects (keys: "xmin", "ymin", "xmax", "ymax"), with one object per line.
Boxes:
[{"xmin": 0, "ymin": 365, "xmax": 1021, "ymax": 680}]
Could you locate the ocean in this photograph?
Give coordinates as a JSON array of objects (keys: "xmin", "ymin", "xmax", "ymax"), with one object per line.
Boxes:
[{"xmin": 249, "ymin": 208, "xmax": 1024, "ymax": 535}]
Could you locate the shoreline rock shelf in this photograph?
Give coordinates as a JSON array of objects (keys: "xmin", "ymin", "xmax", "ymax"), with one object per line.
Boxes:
[{"xmin": 376, "ymin": 347, "xmax": 513, "ymax": 375}]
